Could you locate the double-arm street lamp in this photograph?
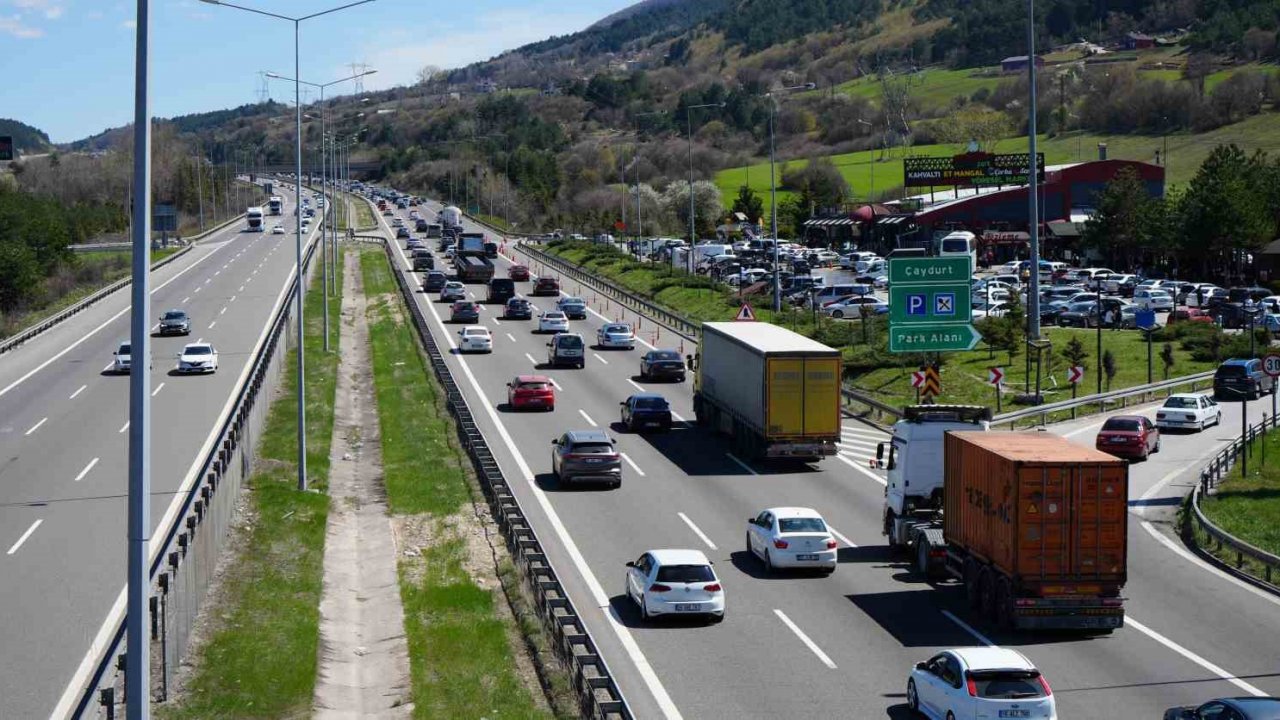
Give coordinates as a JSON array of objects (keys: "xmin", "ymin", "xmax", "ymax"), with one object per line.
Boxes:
[
  {"xmin": 201, "ymin": 0, "xmax": 376, "ymax": 493},
  {"xmin": 685, "ymin": 102, "xmax": 723, "ymax": 273},
  {"xmin": 767, "ymin": 84, "xmax": 813, "ymax": 311}
]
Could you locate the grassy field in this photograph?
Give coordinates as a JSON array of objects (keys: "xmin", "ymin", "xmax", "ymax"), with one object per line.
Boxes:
[
  {"xmin": 359, "ymin": 249, "xmax": 566, "ymax": 719},
  {"xmin": 715, "ymin": 112, "xmax": 1280, "ymax": 217},
  {"xmin": 1196, "ymin": 429, "xmax": 1280, "ymax": 576},
  {"xmin": 807, "ymin": 66, "xmax": 1006, "ymax": 110},
  {"xmin": 161, "ymin": 254, "xmax": 343, "ymax": 719},
  {"xmin": 338, "ymin": 192, "xmax": 377, "ymax": 232}
]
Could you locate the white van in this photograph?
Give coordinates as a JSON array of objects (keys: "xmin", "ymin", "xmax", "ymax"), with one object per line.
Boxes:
[{"xmin": 938, "ymin": 231, "xmax": 977, "ymax": 273}]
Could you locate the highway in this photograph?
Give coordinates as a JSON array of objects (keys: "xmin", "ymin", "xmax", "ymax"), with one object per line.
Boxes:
[
  {"xmin": 0, "ymin": 188, "xmax": 319, "ymax": 719},
  {"xmin": 375, "ymin": 198, "xmax": 1280, "ymax": 719}
]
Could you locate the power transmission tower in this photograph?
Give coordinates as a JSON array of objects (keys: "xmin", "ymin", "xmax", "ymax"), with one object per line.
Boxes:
[
  {"xmin": 255, "ymin": 71, "xmax": 270, "ymax": 104},
  {"xmin": 348, "ymin": 62, "xmax": 370, "ymax": 94}
]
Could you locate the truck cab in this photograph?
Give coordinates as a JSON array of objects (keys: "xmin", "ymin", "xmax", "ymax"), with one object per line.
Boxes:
[{"xmin": 879, "ymin": 405, "xmax": 990, "ymax": 545}]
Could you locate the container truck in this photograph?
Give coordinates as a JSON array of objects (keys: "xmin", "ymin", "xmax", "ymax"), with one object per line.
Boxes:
[
  {"xmin": 268, "ymin": 196, "xmax": 283, "ymax": 215},
  {"xmin": 425, "ymin": 223, "xmax": 443, "ymax": 239},
  {"xmin": 458, "ymin": 232, "xmax": 486, "ymax": 257},
  {"xmin": 441, "ymin": 205, "xmax": 463, "ymax": 230},
  {"xmin": 246, "ymin": 207, "xmax": 264, "ymax": 232},
  {"xmin": 457, "ymin": 255, "xmax": 495, "ymax": 284},
  {"xmin": 691, "ymin": 322, "xmax": 841, "ymax": 462},
  {"xmin": 878, "ymin": 406, "xmax": 1128, "ymax": 631}
]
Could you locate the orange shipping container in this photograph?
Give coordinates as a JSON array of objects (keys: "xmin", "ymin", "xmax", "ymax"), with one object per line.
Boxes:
[{"xmin": 943, "ymin": 432, "xmax": 1128, "ymax": 589}]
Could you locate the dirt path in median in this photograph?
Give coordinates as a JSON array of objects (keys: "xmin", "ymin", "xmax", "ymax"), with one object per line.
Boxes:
[{"xmin": 313, "ymin": 250, "xmax": 413, "ymax": 718}]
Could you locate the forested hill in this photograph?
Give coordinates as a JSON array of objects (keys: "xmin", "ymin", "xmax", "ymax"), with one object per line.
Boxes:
[{"xmin": 0, "ymin": 119, "xmax": 52, "ymax": 154}]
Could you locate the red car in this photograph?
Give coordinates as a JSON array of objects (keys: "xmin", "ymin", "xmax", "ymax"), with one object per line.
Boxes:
[
  {"xmin": 1169, "ymin": 308, "xmax": 1214, "ymax": 324},
  {"xmin": 507, "ymin": 374, "xmax": 555, "ymax": 411},
  {"xmin": 1096, "ymin": 415, "xmax": 1160, "ymax": 460},
  {"xmin": 509, "ymin": 265, "xmax": 531, "ymax": 281},
  {"xmin": 532, "ymin": 277, "xmax": 560, "ymax": 296}
]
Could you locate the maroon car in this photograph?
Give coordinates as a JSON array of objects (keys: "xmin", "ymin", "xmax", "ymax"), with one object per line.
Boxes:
[
  {"xmin": 509, "ymin": 264, "xmax": 531, "ymax": 281},
  {"xmin": 532, "ymin": 276, "xmax": 560, "ymax": 296},
  {"xmin": 1095, "ymin": 415, "xmax": 1160, "ymax": 460}
]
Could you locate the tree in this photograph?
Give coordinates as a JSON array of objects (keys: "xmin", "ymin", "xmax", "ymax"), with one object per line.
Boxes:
[
  {"xmin": 1102, "ymin": 349, "xmax": 1117, "ymax": 391},
  {"xmin": 1160, "ymin": 342, "xmax": 1176, "ymax": 379},
  {"xmin": 731, "ymin": 186, "xmax": 764, "ymax": 225},
  {"xmin": 1179, "ymin": 144, "xmax": 1275, "ymax": 281},
  {"xmin": 781, "ymin": 157, "xmax": 851, "ymax": 213},
  {"xmin": 1082, "ymin": 166, "xmax": 1161, "ymax": 269},
  {"xmin": 660, "ymin": 180, "xmax": 724, "ymax": 240},
  {"xmin": 934, "ymin": 105, "xmax": 1015, "ymax": 153},
  {"xmin": 1063, "ymin": 335, "xmax": 1088, "ymax": 375},
  {"xmin": 1243, "ymin": 27, "xmax": 1278, "ymax": 61},
  {"xmin": 415, "ymin": 65, "xmax": 445, "ymax": 87}
]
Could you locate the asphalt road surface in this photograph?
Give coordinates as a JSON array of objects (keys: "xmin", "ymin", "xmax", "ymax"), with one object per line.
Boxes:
[
  {"xmin": 0, "ymin": 188, "xmax": 321, "ymax": 719},
  {"xmin": 375, "ymin": 198, "xmax": 1280, "ymax": 719}
]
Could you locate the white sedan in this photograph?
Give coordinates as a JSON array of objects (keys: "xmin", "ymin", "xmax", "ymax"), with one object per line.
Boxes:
[
  {"xmin": 745, "ymin": 507, "xmax": 838, "ymax": 573},
  {"xmin": 538, "ymin": 311, "xmax": 569, "ymax": 334},
  {"xmin": 176, "ymin": 342, "xmax": 218, "ymax": 374},
  {"xmin": 624, "ymin": 548, "xmax": 724, "ymax": 623},
  {"xmin": 823, "ymin": 296, "xmax": 888, "ymax": 319},
  {"xmin": 908, "ymin": 647, "xmax": 1057, "ymax": 720},
  {"xmin": 271, "ymin": 224, "xmax": 285, "ymax": 234},
  {"xmin": 596, "ymin": 323, "xmax": 635, "ymax": 349},
  {"xmin": 1133, "ymin": 288, "xmax": 1174, "ymax": 311},
  {"xmin": 1156, "ymin": 393, "xmax": 1222, "ymax": 432},
  {"xmin": 457, "ymin": 326, "xmax": 493, "ymax": 353}
]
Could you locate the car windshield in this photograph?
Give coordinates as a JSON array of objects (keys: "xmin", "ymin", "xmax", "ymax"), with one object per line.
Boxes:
[
  {"xmin": 633, "ymin": 397, "xmax": 668, "ymax": 410},
  {"xmin": 941, "ymin": 238, "xmax": 969, "ymax": 252},
  {"xmin": 1101, "ymin": 418, "xmax": 1140, "ymax": 432},
  {"xmin": 569, "ymin": 442, "xmax": 613, "ymax": 455},
  {"xmin": 1164, "ymin": 397, "xmax": 1199, "ymax": 409},
  {"xmin": 186, "ymin": 346, "xmax": 212, "ymax": 355},
  {"xmin": 655, "ymin": 565, "xmax": 715, "ymax": 583},
  {"xmin": 779, "ymin": 517, "xmax": 827, "ymax": 533},
  {"xmin": 119, "ymin": 343, "xmax": 131, "ymax": 354},
  {"xmin": 968, "ymin": 671, "xmax": 1047, "ymax": 699},
  {"xmin": 163, "ymin": 311, "xmax": 185, "ymax": 320},
  {"xmin": 650, "ymin": 351, "xmax": 680, "ymax": 362},
  {"xmin": 556, "ymin": 336, "xmax": 583, "ymax": 349}
]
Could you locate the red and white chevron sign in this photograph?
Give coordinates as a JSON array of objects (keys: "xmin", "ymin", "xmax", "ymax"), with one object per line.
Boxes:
[
  {"xmin": 1068, "ymin": 365, "xmax": 1085, "ymax": 384},
  {"xmin": 987, "ymin": 367, "xmax": 1004, "ymax": 386},
  {"xmin": 911, "ymin": 370, "xmax": 926, "ymax": 389}
]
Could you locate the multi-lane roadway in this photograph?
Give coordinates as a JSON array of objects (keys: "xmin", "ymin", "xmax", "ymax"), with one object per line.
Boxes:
[
  {"xmin": 0, "ymin": 189, "xmax": 319, "ymax": 719},
  {"xmin": 377, "ymin": 199, "xmax": 1280, "ymax": 719}
]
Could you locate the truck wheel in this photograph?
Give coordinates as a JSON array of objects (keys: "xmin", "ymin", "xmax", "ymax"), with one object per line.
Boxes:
[
  {"xmin": 915, "ymin": 541, "xmax": 932, "ymax": 579},
  {"xmin": 884, "ymin": 511, "xmax": 899, "ymax": 551},
  {"xmin": 995, "ymin": 578, "xmax": 1015, "ymax": 630},
  {"xmin": 963, "ymin": 559, "xmax": 981, "ymax": 609},
  {"xmin": 980, "ymin": 570, "xmax": 998, "ymax": 624}
]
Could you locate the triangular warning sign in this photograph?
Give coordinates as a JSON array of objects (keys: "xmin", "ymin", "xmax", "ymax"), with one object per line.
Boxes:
[
  {"xmin": 735, "ymin": 304, "xmax": 757, "ymax": 322},
  {"xmin": 1027, "ymin": 503, "xmax": 1038, "ymax": 515}
]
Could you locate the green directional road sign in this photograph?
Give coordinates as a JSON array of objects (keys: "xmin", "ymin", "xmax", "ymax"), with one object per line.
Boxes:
[
  {"xmin": 888, "ymin": 256, "xmax": 971, "ymax": 286},
  {"xmin": 889, "ymin": 284, "xmax": 971, "ymax": 324},
  {"xmin": 889, "ymin": 323, "xmax": 982, "ymax": 353}
]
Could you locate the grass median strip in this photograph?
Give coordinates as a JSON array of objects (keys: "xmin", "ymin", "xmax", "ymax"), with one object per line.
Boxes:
[
  {"xmin": 161, "ymin": 255, "xmax": 343, "ymax": 719},
  {"xmin": 1196, "ymin": 430, "xmax": 1280, "ymax": 581},
  {"xmin": 359, "ymin": 247, "xmax": 573, "ymax": 719}
]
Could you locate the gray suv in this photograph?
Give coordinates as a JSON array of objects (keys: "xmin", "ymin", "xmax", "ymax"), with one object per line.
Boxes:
[{"xmin": 551, "ymin": 430, "xmax": 621, "ymax": 488}]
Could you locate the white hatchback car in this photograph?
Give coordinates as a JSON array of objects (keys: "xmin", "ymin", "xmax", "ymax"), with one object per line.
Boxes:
[
  {"xmin": 908, "ymin": 647, "xmax": 1056, "ymax": 720},
  {"xmin": 176, "ymin": 343, "xmax": 218, "ymax": 374},
  {"xmin": 745, "ymin": 507, "xmax": 838, "ymax": 573},
  {"xmin": 625, "ymin": 548, "xmax": 724, "ymax": 623},
  {"xmin": 538, "ymin": 311, "xmax": 569, "ymax": 334},
  {"xmin": 112, "ymin": 341, "xmax": 134, "ymax": 373},
  {"xmin": 457, "ymin": 326, "xmax": 493, "ymax": 353},
  {"xmin": 1156, "ymin": 393, "xmax": 1222, "ymax": 432}
]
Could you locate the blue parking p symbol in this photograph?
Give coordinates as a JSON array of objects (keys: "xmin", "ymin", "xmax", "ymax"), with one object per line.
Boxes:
[{"xmin": 907, "ymin": 293, "xmax": 927, "ymax": 316}]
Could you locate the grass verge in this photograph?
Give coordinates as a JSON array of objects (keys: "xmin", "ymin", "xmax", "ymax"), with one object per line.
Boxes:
[
  {"xmin": 160, "ymin": 248, "xmax": 343, "ymax": 719},
  {"xmin": 359, "ymin": 247, "xmax": 571, "ymax": 718},
  {"xmin": 1196, "ymin": 430, "xmax": 1280, "ymax": 579}
]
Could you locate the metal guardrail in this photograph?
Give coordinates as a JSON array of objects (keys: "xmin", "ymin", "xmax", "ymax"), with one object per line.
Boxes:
[
  {"xmin": 74, "ymin": 232, "xmax": 321, "ymax": 719},
  {"xmin": 1187, "ymin": 414, "xmax": 1280, "ymax": 590},
  {"xmin": 0, "ymin": 211, "xmax": 250, "ymax": 356},
  {"xmin": 380, "ymin": 238, "xmax": 631, "ymax": 720}
]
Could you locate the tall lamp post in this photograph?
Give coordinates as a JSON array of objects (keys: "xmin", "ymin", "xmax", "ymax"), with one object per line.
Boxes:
[
  {"xmin": 202, "ymin": 0, "xmax": 376, "ymax": 492},
  {"xmin": 267, "ymin": 68, "xmax": 377, "ymax": 354},
  {"xmin": 684, "ymin": 102, "xmax": 723, "ymax": 273},
  {"xmin": 767, "ymin": 84, "xmax": 812, "ymax": 311}
]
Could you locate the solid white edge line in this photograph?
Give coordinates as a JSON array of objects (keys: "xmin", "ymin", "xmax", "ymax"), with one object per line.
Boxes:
[
  {"xmin": 620, "ymin": 452, "xmax": 647, "ymax": 477},
  {"xmin": 151, "ymin": 383, "xmax": 165, "ymax": 397},
  {"xmin": 1139, "ymin": 521, "xmax": 1280, "ymax": 609},
  {"xmin": 834, "ymin": 453, "xmax": 887, "ymax": 485},
  {"xmin": 74, "ymin": 457, "xmax": 100, "ymax": 483},
  {"xmin": 677, "ymin": 512, "xmax": 717, "ymax": 550},
  {"xmin": 6, "ymin": 519, "xmax": 43, "ymax": 555},
  {"xmin": 773, "ymin": 609, "xmax": 838, "ymax": 669},
  {"xmin": 827, "ymin": 525, "xmax": 857, "ymax": 548},
  {"xmin": 627, "ymin": 379, "xmax": 646, "ymax": 392},
  {"xmin": 69, "ymin": 385, "xmax": 87, "ymax": 400},
  {"xmin": 387, "ymin": 222, "xmax": 684, "ymax": 719},
  {"xmin": 578, "ymin": 409, "xmax": 598, "ymax": 427},
  {"xmin": 0, "ymin": 238, "xmax": 230, "ymax": 401},
  {"xmin": 941, "ymin": 609, "xmax": 996, "ymax": 647},
  {"xmin": 51, "ymin": 225, "xmax": 313, "ymax": 720},
  {"xmin": 1126, "ymin": 616, "xmax": 1266, "ymax": 696},
  {"xmin": 24, "ymin": 417, "xmax": 48, "ymax": 436},
  {"xmin": 726, "ymin": 453, "xmax": 757, "ymax": 475}
]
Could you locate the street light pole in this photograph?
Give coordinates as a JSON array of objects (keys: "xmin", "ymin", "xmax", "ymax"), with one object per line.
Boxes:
[
  {"xmin": 767, "ymin": 85, "xmax": 809, "ymax": 312},
  {"xmin": 203, "ymin": 0, "xmax": 377, "ymax": 492},
  {"xmin": 685, "ymin": 102, "xmax": 723, "ymax": 273},
  {"xmin": 1026, "ymin": 0, "xmax": 1042, "ymax": 340}
]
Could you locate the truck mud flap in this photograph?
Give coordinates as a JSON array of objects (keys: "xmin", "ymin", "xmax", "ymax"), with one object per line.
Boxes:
[{"xmin": 1013, "ymin": 611, "xmax": 1124, "ymax": 631}]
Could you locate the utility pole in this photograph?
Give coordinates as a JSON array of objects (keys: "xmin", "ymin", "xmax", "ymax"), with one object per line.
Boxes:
[{"xmin": 1026, "ymin": 0, "xmax": 1042, "ymax": 341}]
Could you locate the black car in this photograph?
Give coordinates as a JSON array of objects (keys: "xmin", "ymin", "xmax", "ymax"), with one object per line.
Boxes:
[
  {"xmin": 422, "ymin": 270, "xmax": 447, "ymax": 293},
  {"xmin": 395, "ymin": 226, "xmax": 410, "ymax": 239},
  {"xmin": 504, "ymin": 296, "xmax": 533, "ymax": 320},
  {"xmin": 449, "ymin": 301, "xmax": 481, "ymax": 324},
  {"xmin": 1214, "ymin": 358, "xmax": 1274, "ymax": 400},
  {"xmin": 1057, "ymin": 301, "xmax": 1099, "ymax": 328},
  {"xmin": 487, "ymin": 278, "xmax": 516, "ymax": 304},
  {"xmin": 620, "ymin": 393, "xmax": 673, "ymax": 432},
  {"xmin": 1164, "ymin": 697, "xmax": 1280, "ymax": 720},
  {"xmin": 157, "ymin": 309, "xmax": 191, "ymax": 336},
  {"xmin": 640, "ymin": 349, "xmax": 686, "ymax": 382}
]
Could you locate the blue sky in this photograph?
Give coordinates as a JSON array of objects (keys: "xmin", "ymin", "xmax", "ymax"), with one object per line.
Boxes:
[{"xmin": 0, "ymin": 0, "xmax": 635, "ymax": 143}]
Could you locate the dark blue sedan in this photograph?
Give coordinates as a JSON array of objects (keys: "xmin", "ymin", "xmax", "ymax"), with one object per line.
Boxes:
[{"xmin": 620, "ymin": 393, "xmax": 672, "ymax": 432}]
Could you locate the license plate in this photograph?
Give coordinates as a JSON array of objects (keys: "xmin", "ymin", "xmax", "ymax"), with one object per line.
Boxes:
[
  {"xmin": 1110, "ymin": 437, "xmax": 1127, "ymax": 443},
  {"xmin": 999, "ymin": 711, "xmax": 1030, "ymax": 718},
  {"xmin": 674, "ymin": 604, "xmax": 699, "ymax": 612},
  {"xmin": 797, "ymin": 554, "xmax": 819, "ymax": 561},
  {"xmin": 585, "ymin": 458, "xmax": 602, "ymax": 464}
]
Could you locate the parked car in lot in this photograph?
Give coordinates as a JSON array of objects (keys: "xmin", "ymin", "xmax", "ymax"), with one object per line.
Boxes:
[
  {"xmin": 1133, "ymin": 288, "xmax": 1175, "ymax": 311},
  {"xmin": 907, "ymin": 647, "xmax": 1056, "ymax": 720},
  {"xmin": 457, "ymin": 326, "xmax": 493, "ymax": 352},
  {"xmin": 1214, "ymin": 358, "xmax": 1274, "ymax": 400},
  {"xmin": 176, "ymin": 342, "xmax": 218, "ymax": 374},
  {"xmin": 620, "ymin": 393, "xmax": 672, "ymax": 432},
  {"xmin": 546, "ymin": 332, "xmax": 586, "ymax": 367},
  {"xmin": 823, "ymin": 296, "xmax": 889, "ymax": 318},
  {"xmin": 449, "ymin": 301, "xmax": 481, "ymax": 324},
  {"xmin": 506, "ymin": 374, "xmax": 555, "ymax": 411},
  {"xmin": 1156, "ymin": 394, "xmax": 1221, "ymax": 432},
  {"xmin": 1096, "ymin": 414, "xmax": 1160, "ymax": 460},
  {"xmin": 504, "ymin": 296, "xmax": 533, "ymax": 320},
  {"xmin": 639, "ymin": 349, "xmax": 686, "ymax": 382},
  {"xmin": 508, "ymin": 264, "xmax": 531, "ymax": 281},
  {"xmin": 1057, "ymin": 301, "xmax": 1099, "ymax": 327},
  {"xmin": 157, "ymin": 309, "xmax": 191, "ymax": 336},
  {"xmin": 625, "ymin": 549, "xmax": 724, "ymax": 622},
  {"xmin": 439, "ymin": 281, "xmax": 467, "ymax": 302},
  {"xmin": 557, "ymin": 296, "xmax": 588, "ymax": 319},
  {"xmin": 1164, "ymin": 696, "xmax": 1280, "ymax": 720},
  {"xmin": 1168, "ymin": 307, "xmax": 1214, "ymax": 325},
  {"xmin": 532, "ymin": 277, "xmax": 561, "ymax": 296},
  {"xmin": 537, "ymin": 310, "xmax": 569, "ymax": 334},
  {"xmin": 745, "ymin": 507, "xmax": 837, "ymax": 574},
  {"xmin": 552, "ymin": 429, "xmax": 621, "ymax": 488},
  {"xmin": 596, "ymin": 323, "xmax": 636, "ymax": 349}
]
